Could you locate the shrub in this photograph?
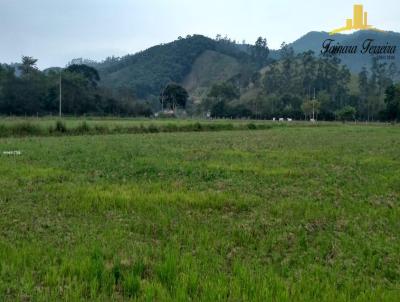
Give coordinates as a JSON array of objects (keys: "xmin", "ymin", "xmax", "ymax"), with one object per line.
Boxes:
[
  {"xmin": 193, "ymin": 122, "xmax": 203, "ymax": 131},
  {"xmin": 336, "ymin": 106, "xmax": 357, "ymax": 122},
  {"xmin": 0, "ymin": 124, "xmax": 10, "ymax": 137},
  {"xmin": 147, "ymin": 124, "xmax": 160, "ymax": 133},
  {"xmin": 247, "ymin": 123, "xmax": 257, "ymax": 130},
  {"xmin": 55, "ymin": 120, "xmax": 67, "ymax": 133}
]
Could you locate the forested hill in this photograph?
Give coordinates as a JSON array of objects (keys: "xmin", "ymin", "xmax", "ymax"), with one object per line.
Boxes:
[
  {"xmin": 82, "ymin": 31, "xmax": 399, "ymax": 99},
  {"xmin": 87, "ymin": 35, "xmax": 262, "ymax": 98},
  {"xmin": 287, "ymin": 30, "xmax": 400, "ymax": 73},
  {"xmin": 2, "ymin": 32, "xmax": 399, "ymax": 120}
]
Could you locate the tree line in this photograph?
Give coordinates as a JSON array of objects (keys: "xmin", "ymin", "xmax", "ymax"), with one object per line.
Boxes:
[
  {"xmin": 201, "ymin": 43, "xmax": 399, "ymax": 121},
  {"xmin": 1, "ymin": 39, "xmax": 399, "ymax": 121},
  {"xmin": 0, "ymin": 57, "xmax": 152, "ymax": 117}
]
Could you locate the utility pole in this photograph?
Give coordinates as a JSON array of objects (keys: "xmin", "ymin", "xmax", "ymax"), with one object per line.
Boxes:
[
  {"xmin": 59, "ymin": 70, "xmax": 62, "ymax": 117},
  {"xmin": 312, "ymin": 88, "xmax": 316, "ymax": 120}
]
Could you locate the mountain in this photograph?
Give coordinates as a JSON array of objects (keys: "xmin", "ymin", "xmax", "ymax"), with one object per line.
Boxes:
[
  {"xmin": 288, "ymin": 30, "xmax": 400, "ymax": 73},
  {"xmin": 89, "ymin": 35, "xmax": 258, "ymax": 99},
  {"xmin": 84, "ymin": 31, "xmax": 399, "ymax": 99}
]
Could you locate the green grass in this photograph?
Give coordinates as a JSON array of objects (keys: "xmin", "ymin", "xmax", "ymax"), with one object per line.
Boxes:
[
  {"xmin": 0, "ymin": 117, "xmax": 392, "ymax": 138},
  {"xmin": 0, "ymin": 117, "xmax": 282, "ymax": 138},
  {"xmin": 0, "ymin": 124, "xmax": 399, "ymax": 300}
]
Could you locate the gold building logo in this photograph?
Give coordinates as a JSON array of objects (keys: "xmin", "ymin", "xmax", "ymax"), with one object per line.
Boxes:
[{"xmin": 330, "ymin": 4, "xmax": 382, "ymax": 35}]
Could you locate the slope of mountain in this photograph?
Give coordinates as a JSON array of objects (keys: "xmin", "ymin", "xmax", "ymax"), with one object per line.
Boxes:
[
  {"xmin": 182, "ymin": 50, "xmax": 243, "ymax": 103},
  {"xmin": 183, "ymin": 50, "xmax": 241, "ymax": 91},
  {"xmin": 90, "ymin": 35, "xmax": 255, "ymax": 98},
  {"xmin": 288, "ymin": 30, "xmax": 400, "ymax": 73}
]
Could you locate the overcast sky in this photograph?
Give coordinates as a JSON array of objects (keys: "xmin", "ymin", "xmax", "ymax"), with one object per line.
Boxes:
[{"xmin": 1, "ymin": 0, "xmax": 399, "ymax": 69}]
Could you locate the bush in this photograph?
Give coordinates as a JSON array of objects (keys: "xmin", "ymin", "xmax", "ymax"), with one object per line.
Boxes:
[
  {"xmin": 55, "ymin": 120, "xmax": 67, "ymax": 133},
  {"xmin": 247, "ymin": 123, "xmax": 257, "ymax": 130},
  {"xmin": 336, "ymin": 106, "xmax": 357, "ymax": 122},
  {"xmin": 193, "ymin": 122, "xmax": 203, "ymax": 131},
  {"xmin": 0, "ymin": 124, "xmax": 10, "ymax": 137},
  {"xmin": 147, "ymin": 124, "xmax": 160, "ymax": 133}
]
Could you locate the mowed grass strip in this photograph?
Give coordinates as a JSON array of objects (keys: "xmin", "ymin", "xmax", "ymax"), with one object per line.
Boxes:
[{"xmin": 0, "ymin": 126, "xmax": 399, "ymax": 301}]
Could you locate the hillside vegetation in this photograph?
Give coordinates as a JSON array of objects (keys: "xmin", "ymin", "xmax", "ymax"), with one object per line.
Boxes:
[
  {"xmin": 183, "ymin": 50, "xmax": 242, "ymax": 103},
  {"xmin": 88, "ymin": 30, "xmax": 400, "ymax": 98},
  {"xmin": 91, "ymin": 35, "xmax": 259, "ymax": 98}
]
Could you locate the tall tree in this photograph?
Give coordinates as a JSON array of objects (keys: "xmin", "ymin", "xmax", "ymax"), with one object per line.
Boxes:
[
  {"xmin": 19, "ymin": 56, "xmax": 38, "ymax": 75},
  {"xmin": 251, "ymin": 37, "xmax": 269, "ymax": 66},
  {"xmin": 384, "ymin": 84, "xmax": 400, "ymax": 121},
  {"xmin": 66, "ymin": 64, "xmax": 100, "ymax": 88},
  {"xmin": 358, "ymin": 67, "xmax": 370, "ymax": 120},
  {"xmin": 160, "ymin": 84, "xmax": 188, "ymax": 111}
]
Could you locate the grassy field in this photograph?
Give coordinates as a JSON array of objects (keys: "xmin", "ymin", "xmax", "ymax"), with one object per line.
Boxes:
[{"xmin": 0, "ymin": 124, "xmax": 399, "ymax": 300}]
